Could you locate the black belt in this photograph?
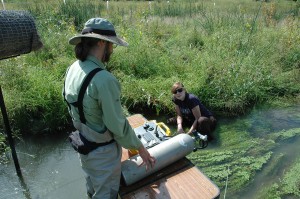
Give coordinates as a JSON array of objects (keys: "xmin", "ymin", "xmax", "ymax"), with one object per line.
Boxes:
[{"xmin": 79, "ymin": 133, "xmax": 115, "ymax": 148}]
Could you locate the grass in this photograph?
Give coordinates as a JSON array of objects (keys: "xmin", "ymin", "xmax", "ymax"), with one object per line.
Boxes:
[
  {"xmin": 0, "ymin": 0, "xmax": 298, "ymax": 132},
  {"xmin": 0, "ymin": 0, "xmax": 298, "ymax": 135}
]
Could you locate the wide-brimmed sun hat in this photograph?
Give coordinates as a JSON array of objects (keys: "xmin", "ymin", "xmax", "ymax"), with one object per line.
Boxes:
[{"xmin": 69, "ymin": 18, "xmax": 128, "ymax": 47}]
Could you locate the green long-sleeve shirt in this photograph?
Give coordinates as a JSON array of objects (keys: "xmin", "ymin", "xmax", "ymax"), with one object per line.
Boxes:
[{"xmin": 64, "ymin": 55, "xmax": 142, "ymax": 150}]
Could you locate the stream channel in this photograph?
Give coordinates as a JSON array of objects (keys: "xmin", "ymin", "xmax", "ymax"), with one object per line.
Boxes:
[{"xmin": 0, "ymin": 104, "xmax": 300, "ymax": 199}]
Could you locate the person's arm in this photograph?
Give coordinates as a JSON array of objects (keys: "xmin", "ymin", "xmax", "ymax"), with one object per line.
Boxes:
[
  {"xmin": 100, "ymin": 76, "xmax": 155, "ymax": 169},
  {"xmin": 99, "ymin": 76, "xmax": 142, "ymax": 149},
  {"xmin": 175, "ymin": 105, "xmax": 185, "ymax": 134},
  {"xmin": 187, "ymin": 105, "xmax": 201, "ymax": 134}
]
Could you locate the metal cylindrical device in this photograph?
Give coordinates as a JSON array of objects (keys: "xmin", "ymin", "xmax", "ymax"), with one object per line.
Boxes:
[{"xmin": 121, "ymin": 133, "xmax": 195, "ymax": 186}]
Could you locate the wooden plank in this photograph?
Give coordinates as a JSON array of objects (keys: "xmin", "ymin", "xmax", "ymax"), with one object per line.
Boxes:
[
  {"xmin": 119, "ymin": 158, "xmax": 192, "ymax": 196},
  {"xmin": 121, "ymin": 165, "xmax": 220, "ymax": 199},
  {"xmin": 120, "ymin": 157, "xmax": 220, "ymax": 199},
  {"xmin": 121, "ymin": 114, "xmax": 220, "ymax": 199},
  {"xmin": 127, "ymin": 114, "xmax": 147, "ymax": 128}
]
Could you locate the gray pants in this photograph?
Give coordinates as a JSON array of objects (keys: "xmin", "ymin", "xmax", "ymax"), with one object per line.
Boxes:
[{"xmin": 79, "ymin": 142, "xmax": 122, "ymax": 199}]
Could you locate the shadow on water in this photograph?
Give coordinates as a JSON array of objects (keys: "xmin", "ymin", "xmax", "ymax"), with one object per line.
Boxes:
[{"xmin": 0, "ymin": 105, "xmax": 299, "ymax": 198}]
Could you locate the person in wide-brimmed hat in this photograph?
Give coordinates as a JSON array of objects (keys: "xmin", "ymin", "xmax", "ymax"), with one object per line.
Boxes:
[{"xmin": 63, "ymin": 18, "xmax": 155, "ymax": 199}]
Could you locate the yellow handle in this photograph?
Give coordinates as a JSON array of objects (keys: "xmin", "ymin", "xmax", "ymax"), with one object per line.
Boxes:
[{"xmin": 157, "ymin": 122, "xmax": 171, "ymax": 136}]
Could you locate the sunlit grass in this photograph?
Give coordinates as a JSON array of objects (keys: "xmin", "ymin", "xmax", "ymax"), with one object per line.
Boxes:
[{"xmin": 0, "ymin": 0, "xmax": 298, "ymax": 132}]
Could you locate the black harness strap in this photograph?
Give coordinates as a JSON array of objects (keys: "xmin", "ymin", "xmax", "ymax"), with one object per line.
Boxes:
[
  {"xmin": 64, "ymin": 68, "xmax": 102, "ymax": 124},
  {"xmin": 76, "ymin": 68, "xmax": 102, "ymax": 124}
]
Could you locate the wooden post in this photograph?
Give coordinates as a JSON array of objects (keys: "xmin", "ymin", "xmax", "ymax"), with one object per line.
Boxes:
[{"xmin": 0, "ymin": 86, "xmax": 22, "ymax": 176}]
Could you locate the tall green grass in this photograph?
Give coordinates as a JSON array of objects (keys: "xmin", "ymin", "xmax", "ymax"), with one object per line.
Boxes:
[{"xmin": 0, "ymin": 0, "xmax": 299, "ymax": 134}]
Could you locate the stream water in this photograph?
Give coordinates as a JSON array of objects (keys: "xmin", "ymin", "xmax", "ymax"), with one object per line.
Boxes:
[
  {"xmin": 223, "ymin": 104, "xmax": 300, "ymax": 199},
  {"xmin": 0, "ymin": 105, "xmax": 299, "ymax": 199}
]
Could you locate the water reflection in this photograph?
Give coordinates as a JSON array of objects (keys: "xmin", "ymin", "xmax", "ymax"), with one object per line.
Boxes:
[{"xmin": 248, "ymin": 105, "xmax": 300, "ymax": 135}]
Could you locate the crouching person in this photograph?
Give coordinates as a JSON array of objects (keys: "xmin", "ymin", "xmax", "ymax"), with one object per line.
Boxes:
[{"xmin": 167, "ymin": 82, "xmax": 217, "ymax": 141}]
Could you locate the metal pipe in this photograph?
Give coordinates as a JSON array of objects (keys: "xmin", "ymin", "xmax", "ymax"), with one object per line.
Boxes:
[
  {"xmin": 0, "ymin": 86, "xmax": 22, "ymax": 176},
  {"xmin": 121, "ymin": 133, "xmax": 195, "ymax": 186}
]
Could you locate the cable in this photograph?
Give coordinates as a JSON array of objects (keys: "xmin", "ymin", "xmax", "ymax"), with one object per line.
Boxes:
[{"xmin": 224, "ymin": 165, "xmax": 230, "ymax": 199}]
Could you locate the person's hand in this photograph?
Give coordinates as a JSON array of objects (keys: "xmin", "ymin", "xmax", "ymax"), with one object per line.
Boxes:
[
  {"xmin": 210, "ymin": 116, "xmax": 217, "ymax": 123},
  {"xmin": 178, "ymin": 128, "xmax": 185, "ymax": 134},
  {"xmin": 177, "ymin": 123, "xmax": 185, "ymax": 134},
  {"xmin": 177, "ymin": 127, "xmax": 185, "ymax": 134},
  {"xmin": 137, "ymin": 146, "xmax": 156, "ymax": 171}
]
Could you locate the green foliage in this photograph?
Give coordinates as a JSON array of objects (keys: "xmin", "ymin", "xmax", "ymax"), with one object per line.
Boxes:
[
  {"xmin": 57, "ymin": 1, "xmax": 104, "ymax": 30},
  {"xmin": 0, "ymin": 0, "xmax": 299, "ymax": 159},
  {"xmin": 0, "ymin": 135, "xmax": 6, "ymax": 152},
  {"xmin": 0, "ymin": 58, "xmax": 69, "ymax": 134},
  {"xmin": 280, "ymin": 46, "xmax": 300, "ymax": 72},
  {"xmin": 152, "ymin": 1, "xmax": 205, "ymax": 17}
]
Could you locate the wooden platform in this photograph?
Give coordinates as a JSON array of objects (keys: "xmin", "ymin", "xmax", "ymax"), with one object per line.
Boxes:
[{"xmin": 120, "ymin": 114, "xmax": 220, "ymax": 199}]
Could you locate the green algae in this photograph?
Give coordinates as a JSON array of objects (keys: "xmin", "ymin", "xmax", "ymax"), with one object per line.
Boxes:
[
  {"xmin": 266, "ymin": 128, "xmax": 300, "ymax": 142},
  {"xmin": 257, "ymin": 157, "xmax": 300, "ymax": 199},
  {"xmin": 188, "ymin": 119, "xmax": 300, "ymax": 196}
]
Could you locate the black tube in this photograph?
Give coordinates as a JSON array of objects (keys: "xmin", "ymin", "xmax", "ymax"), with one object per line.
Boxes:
[{"xmin": 0, "ymin": 86, "xmax": 22, "ymax": 176}]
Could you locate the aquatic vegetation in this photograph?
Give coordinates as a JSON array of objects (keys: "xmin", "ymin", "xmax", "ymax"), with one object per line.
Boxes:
[
  {"xmin": 263, "ymin": 153, "xmax": 285, "ymax": 177},
  {"xmin": 189, "ymin": 150, "xmax": 236, "ymax": 166},
  {"xmin": 257, "ymin": 157, "xmax": 300, "ymax": 198},
  {"xmin": 281, "ymin": 158, "xmax": 300, "ymax": 197},
  {"xmin": 193, "ymin": 149, "xmax": 273, "ymax": 192},
  {"xmin": 257, "ymin": 183, "xmax": 281, "ymax": 199},
  {"xmin": 189, "ymin": 125, "xmax": 300, "ymax": 194},
  {"xmin": 266, "ymin": 128, "xmax": 300, "ymax": 142}
]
